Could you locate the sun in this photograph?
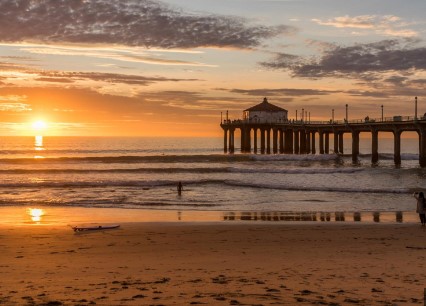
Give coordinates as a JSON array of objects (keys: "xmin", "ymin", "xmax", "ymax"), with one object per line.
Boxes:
[{"xmin": 32, "ymin": 120, "xmax": 47, "ymax": 131}]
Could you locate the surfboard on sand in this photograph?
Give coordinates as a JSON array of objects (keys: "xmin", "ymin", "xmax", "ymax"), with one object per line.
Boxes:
[{"xmin": 71, "ymin": 224, "xmax": 120, "ymax": 232}]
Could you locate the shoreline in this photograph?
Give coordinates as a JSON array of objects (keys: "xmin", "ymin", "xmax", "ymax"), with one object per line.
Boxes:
[{"xmin": 0, "ymin": 206, "xmax": 420, "ymax": 227}]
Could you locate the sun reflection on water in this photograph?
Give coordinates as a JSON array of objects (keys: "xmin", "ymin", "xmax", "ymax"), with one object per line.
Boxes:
[
  {"xmin": 34, "ymin": 135, "xmax": 45, "ymax": 158},
  {"xmin": 27, "ymin": 208, "xmax": 45, "ymax": 222}
]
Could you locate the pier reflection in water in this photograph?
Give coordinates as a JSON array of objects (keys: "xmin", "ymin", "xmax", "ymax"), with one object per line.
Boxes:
[{"xmin": 223, "ymin": 211, "xmax": 411, "ymax": 223}]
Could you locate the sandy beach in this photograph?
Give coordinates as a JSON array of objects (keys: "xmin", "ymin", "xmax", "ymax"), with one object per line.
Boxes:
[{"xmin": 1, "ymin": 208, "xmax": 426, "ymax": 305}]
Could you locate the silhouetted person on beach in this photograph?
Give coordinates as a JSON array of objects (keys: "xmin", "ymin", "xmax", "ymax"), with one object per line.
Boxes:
[
  {"xmin": 413, "ymin": 191, "xmax": 425, "ymax": 226},
  {"xmin": 177, "ymin": 181, "xmax": 183, "ymax": 195}
]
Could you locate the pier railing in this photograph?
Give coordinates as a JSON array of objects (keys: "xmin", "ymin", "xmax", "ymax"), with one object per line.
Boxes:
[{"xmin": 222, "ymin": 115, "xmax": 425, "ymax": 126}]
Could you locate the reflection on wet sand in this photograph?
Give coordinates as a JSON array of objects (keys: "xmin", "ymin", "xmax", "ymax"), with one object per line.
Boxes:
[
  {"xmin": 27, "ymin": 208, "xmax": 45, "ymax": 223},
  {"xmin": 223, "ymin": 211, "xmax": 408, "ymax": 223}
]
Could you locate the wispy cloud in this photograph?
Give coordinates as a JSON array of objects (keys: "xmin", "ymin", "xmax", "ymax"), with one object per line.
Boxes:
[
  {"xmin": 0, "ymin": 60, "xmax": 29, "ymax": 71},
  {"xmin": 18, "ymin": 44, "xmax": 216, "ymax": 67},
  {"xmin": 0, "ymin": 0, "xmax": 295, "ymax": 49},
  {"xmin": 312, "ymin": 15, "xmax": 418, "ymax": 37},
  {"xmin": 35, "ymin": 71, "xmax": 198, "ymax": 86},
  {"xmin": 229, "ymin": 88, "xmax": 338, "ymax": 97},
  {"xmin": 0, "ymin": 95, "xmax": 32, "ymax": 111},
  {"xmin": 139, "ymin": 90, "xmax": 248, "ymax": 111},
  {"xmin": 0, "ymin": 59, "xmax": 199, "ymax": 95}
]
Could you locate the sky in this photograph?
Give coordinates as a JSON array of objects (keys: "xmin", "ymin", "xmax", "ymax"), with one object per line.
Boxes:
[{"xmin": 0, "ymin": 0, "xmax": 425, "ymax": 136}]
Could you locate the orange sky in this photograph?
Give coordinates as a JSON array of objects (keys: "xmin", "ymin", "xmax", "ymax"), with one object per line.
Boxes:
[{"xmin": 0, "ymin": 0, "xmax": 425, "ymax": 136}]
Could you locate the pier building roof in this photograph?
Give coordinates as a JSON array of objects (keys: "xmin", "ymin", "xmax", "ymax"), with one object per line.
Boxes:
[{"xmin": 244, "ymin": 98, "xmax": 287, "ymax": 112}]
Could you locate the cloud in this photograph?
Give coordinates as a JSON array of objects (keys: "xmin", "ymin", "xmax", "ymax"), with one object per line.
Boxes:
[
  {"xmin": 35, "ymin": 71, "xmax": 197, "ymax": 86},
  {"xmin": 261, "ymin": 39, "xmax": 426, "ymax": 78},
  {"xmin": 0, "ymin": 0, "xmax": 295, "ymax": 49},
  {"xmin": 20, "ymin": 45, "xmax": 215, "ymax": 67},
  {"xmin": 313, "ymin": 15, "xmax": 394, "ymax": 29},
  {"xmin": 229, "ymin": 88, "xmax": 338, "ymax": 97},
  {"xmin": 0, "ymin": 60, "xmax": 29, "ymax": 71},
  {"xmin": 312, "ymin": 15, "xmax": 418, "ymax": 37},
  {"xmin": 0, "ymin": 63, "xmax": 197, "ymax": 86},
  {"xmin": 345, "ymin": 90, "xmax": 390, "ymax": 98},
  {"xmin": 0, "ymin": 95, "xmax": 32, "ymax": 111},
  {"xmin": 139, "ymin": 90, "xmax": 249, "ymax": 111}
]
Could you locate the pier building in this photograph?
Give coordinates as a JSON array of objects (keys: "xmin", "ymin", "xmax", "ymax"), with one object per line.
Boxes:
[
  {"xmin": 243, "ymin": 97, "xmax": 288, "ymax": 123},
  {"xmin": 220, "ymin": 97, "xmax": 426, "ymax": 167}
]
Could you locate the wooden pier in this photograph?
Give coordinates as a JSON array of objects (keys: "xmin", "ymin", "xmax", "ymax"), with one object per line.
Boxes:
[{"xmin": 221, "ymin": 116, "xmax": 426, "ymax": 167}]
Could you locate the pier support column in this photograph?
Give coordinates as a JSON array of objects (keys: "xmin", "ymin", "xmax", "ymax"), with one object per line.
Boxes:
[
  {"xmin": 306, "ymin": 132, "xmax": 311, "ymax": 154},
  {"xmin": 279, "ymin": 129, "xmax": 284, "ymax": 154},
  {"xmin": 333, "ymin": 132, "xmax": 338, "ymax": 154},
  {"xmin": 229, "ymin": 128, "xmax": 235, "ymax": 154},
  {"xmin": 241, "ymin": 127, "xmax": 250, "ymax": 153},
  {"xmin": 266, "ymin": 129, "xmax": 271, "ymax": 154},
  {"xmin": 420, "ymin": 129, "xmax": 426, "ymax": 167},
  {"xmin": 311, "ymin": 132, "xmax": 316, "ymax": 154},
  {"xmin": 325, "ymin": 133, "xmax": 330, "ymax": 154},
  {"xmin": 224, "ymin": 129, "xmax": 228, "ymax": 153},
  {"xmin": 253, "ymin": 128, "xmax": 258, "ymax": 154},
  {"xmin": 246, "ymin": 128, "xmax": 251, "ymax": 153},
  {"xmin": 339, "ymin": 133, "xmax": 344, "ymax": 154},
  {"xmin": 319, "ymin": 132, "xmax": 324, "ymax": 154},
  {"xmin": 393, "ymin": 129, "xmax": 402, "ymax": 166},
  {"xmin": 352, "ymin": 131, "xmax": 360, "ymax": 163},
  {"xmin": 260, "ymin": 129, "xmax": 265, "ymax": 154},
  {"xmin": 285, "ymin": 130, "xmax": 293, "ymax": 154},
  {"xmin": 300, "ymin": 130, "xmax": 306, "ymax": 154},
  {"xmin": 272, "ymin": 128, "xmax": 278, "ymax": 154},
  {"xmin": 284, "ymin": 130, "xmax": 289, "ymax": 153},
  {"xmin": 372, "ymin": 130, "xmax": 379, "ymax": 164},
  {"xmin": 240, "ymin": 128, "xmax": 245, "ymax": 153},
  {"xmin": 294, "ymin": 130, "xmax": 300, "ymax": 154}
]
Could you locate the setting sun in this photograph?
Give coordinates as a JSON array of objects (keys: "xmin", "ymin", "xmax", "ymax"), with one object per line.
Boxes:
[{"xmin": 32, "ymin": 120, "xmax": 47, "ymax": 131}]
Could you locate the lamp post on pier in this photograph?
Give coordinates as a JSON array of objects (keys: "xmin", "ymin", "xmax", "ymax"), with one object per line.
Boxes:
[
  {"xmin": 332, "ymin": 109, "xmax": 334, "ymax": 123},
  {"xmin": 302, "ymin": 108, "xmax": 304, "ymax": 122},
  {"xmin": 381, "ymin": 105, "xmax": 383, "ymax": 122},
  {"xmin": 345, "ymin": 104, "xmax": 348, "ymax": 122},
  {"xmin": 415, "ymin": 96, "xmax": 418, "ymax": 120}
]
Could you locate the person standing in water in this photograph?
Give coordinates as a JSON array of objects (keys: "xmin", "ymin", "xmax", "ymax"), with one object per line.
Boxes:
[
  {"xmin": 177, "ymin": 181, "xmax": 183, "ymax": 195},
  {"xmin": 413, "ymin": 192, "xmax": 426, "ymax": 226}
]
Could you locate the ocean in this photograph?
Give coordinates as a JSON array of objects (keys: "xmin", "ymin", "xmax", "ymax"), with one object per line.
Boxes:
[{"xmin": 0, "ymin": 136, "xmax": 425, "ymax": 217}]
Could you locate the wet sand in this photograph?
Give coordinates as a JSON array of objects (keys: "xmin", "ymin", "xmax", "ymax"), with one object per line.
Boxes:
[{"xmin": 1, "ymin": 208, "xmax": 426, "ymax": 305}]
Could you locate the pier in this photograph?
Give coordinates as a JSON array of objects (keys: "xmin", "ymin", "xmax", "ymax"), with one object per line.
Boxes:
[{"xmin": 220, "ymin": 98, "xmax": 426, "ymax": 167}]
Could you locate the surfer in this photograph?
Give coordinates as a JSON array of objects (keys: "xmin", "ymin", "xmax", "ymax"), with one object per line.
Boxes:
[{"xmin": 177, "ymin": 181, "xmax": 183, "ymax": 195}]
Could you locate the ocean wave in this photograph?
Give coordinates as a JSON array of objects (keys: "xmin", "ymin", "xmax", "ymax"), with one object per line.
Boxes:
[
  {"xmin": 222, "ymin": 180, "xmax": 410, "ymax": 194},
  {"xmin": 0, "ymin": 154, "xmax": 252, "ymax": 164},
  {"xmin": 0, "ymin": 178, "xmax": 410, "ymax": 195},
  {"xmin": 0, "ymin": 153, "xmax": 346, "ymax": 164},
  {"xmin": 234, "ymin": 167, "xmax": 363, "ymax": 174},
  {"xmin": 0, "ymin": 166, "xmax": 363, "ymax": 175},
  {"xmin": 345, "ymin": 153, "xmax": 419, "ymax": 161},
  {"xmin": 251, "ymin": 154, "xmax": 339, "ymax": 161}
]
